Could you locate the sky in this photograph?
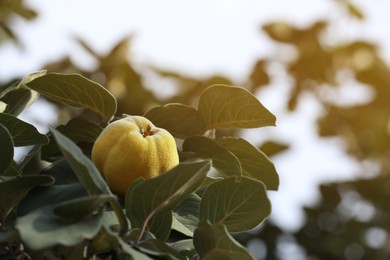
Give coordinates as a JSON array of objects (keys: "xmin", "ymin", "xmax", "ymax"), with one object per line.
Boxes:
[{"xmin": 1, "ymin": 0, "xmax": 389, "ymax": 232}]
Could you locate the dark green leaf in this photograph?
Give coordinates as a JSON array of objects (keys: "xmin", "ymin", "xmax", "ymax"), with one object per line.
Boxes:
[
  {"xmin": 126, "ymin": 160, "xmax": 210, "ymax": 241},
  {"xmin": 194, "ymin": 221, "xmax": 255, "ymax": 260},
  {"xmin": 0, "ymin": 70, "xmax": 46, "ymax": 98},
  {"xmin": 1, "ymin": 88, "xmax": 39, "ymax": 116},
  {"xmin": 218, "ymin": 137, "xmax": 279, "ymax": 190},
  {"xmin": 18, "ymin": 144, "xmax": 42, "ymax": 171},
  {"xmin": 39, "ymin": 159, "xmax": 79, "ymax": 185},
  {"xmin": 199, "ymin": 177, "xmax": 271, "ymax": 232},
  {"xmin": 125, "ymin": 178, "xmax": 172, "ymax": 241},
  {"xmin": 50, "ymin": 128, "xmax": 128, "ymax": 243},
  {"xmin": 137, "ymin": 239, "xmax": 186, "ymax": 260},
  {"xmin": 50, "ymin": 127, "xmax": 110, "ymax": 195},
  {"xmin": 107, "ymin": 197, "xmax": 129, "ymax": 236},
  {"xmin": 15, "ymin": 206, "xmax": 103, "ymax": 250},
  {"xmin": 126, "ymin": 227, "xmax": 156, "ymax": 242},
  {"xmin": 0, "ymin": 160, "xmax": 21, "ymax": 177},
  {"xmin": 43, "ymin": 116, "xmax": 102, "ymax": 158},
  {"xmin": 0, "ymin": 124, "xmax": 13, "ymax": 174},
  {"xmin": 126, "ymin": 160, "xmax": 210, "ymax": 216},
  {"xmin": 85, "ymin": 224, "xmax": 151, "ymax": 259},
  {"xmin": 172, "ymin": 193, "xmax": 201, "ymax": 236},
  {"xmin": 117, "ymin": 238, "xmax": 153, "ymax": 259},
  {"xmin": 200, "ymin": 176, "xmax": 224, "ymax": 190},
  {"xmin": 53, "ymin": 194, "xmax": 114, "ymax": 223},
  {"xmin": 172, "ymin": 216, "xmax": 193, "ymax": 237},
  {"xmin": 183, "ymin": 136, "xmax": 242, "ymax": 177},
  {"xmin": 0, "ymin": 113, "xmax": 49, "ymax": 146},
  {"xmin": 145, "ymin": 103, "xmax": 204, "ymax": 138},
  {"xmin": 50, "ymin": 128, "xmax": 129, "ymax": 235},
  {"xmin": 0, "ymin": 175, "xmax": 54, "ymax": 226},
  {"xmin": 198, "ymin": 84, "xmax": 276, "ymax": 130},
  {"xmin": 27, "ymin": 73, "xmax": 117, "ymax": 123},
  {"xmin": 59, "ymin": 116, "xmax": 102, "ymax": 141},
  {"xmin": 147, "ymin": 212, "xmax": 172, "ymax": 241},
  {"xmin": 17, "ymin": 183, "xmax": 87, "ymax": 217},
  {"xmin": 169, "ymin": 239, "xmax": 196, "ymax": 258}
]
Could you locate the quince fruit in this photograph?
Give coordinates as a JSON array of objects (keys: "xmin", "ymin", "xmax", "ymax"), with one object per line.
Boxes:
[{"xmin": 92, "ymin": 115, "xmax": 179, "ymax": 196}]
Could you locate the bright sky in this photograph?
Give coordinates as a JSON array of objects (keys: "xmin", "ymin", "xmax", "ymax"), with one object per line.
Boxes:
[{"xmin": 1, "ymin": 0, "xmax": 389, "ymax": 232}]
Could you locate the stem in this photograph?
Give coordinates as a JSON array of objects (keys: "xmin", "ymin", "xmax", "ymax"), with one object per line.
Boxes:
[
  {"xmin": 109, "ymin": 198, "xmax": 129, "ymax": 236},
  {"xmin": 141, "ymin": 124, "xmax": 153, "ymax": 138},
  {"xmin": 135, "ymin": 213, "xmax": 153, "ymax": 243}
]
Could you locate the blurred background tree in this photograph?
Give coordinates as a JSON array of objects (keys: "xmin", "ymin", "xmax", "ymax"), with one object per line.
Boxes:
[{"xmin": 1, "ymin": 0, "xmax": 389, "ymax": 259}]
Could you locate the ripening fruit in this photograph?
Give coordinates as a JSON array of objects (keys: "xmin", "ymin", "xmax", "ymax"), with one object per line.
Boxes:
[{"xmin": 92, "ymin": 115, "xmax": 179, "ymax": 196}]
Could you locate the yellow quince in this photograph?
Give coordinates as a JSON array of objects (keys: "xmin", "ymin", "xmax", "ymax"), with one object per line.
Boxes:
[{"xmin": 92, "ymin": 115, "xmax": 179, "ymax": 196}]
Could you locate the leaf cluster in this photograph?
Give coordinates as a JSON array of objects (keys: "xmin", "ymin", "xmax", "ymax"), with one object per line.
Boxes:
[{"xmin": 0, "ymin": 72, "xmax": 278, "ymax": 259}]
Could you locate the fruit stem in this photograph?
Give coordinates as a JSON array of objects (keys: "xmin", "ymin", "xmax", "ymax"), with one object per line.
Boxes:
[{"xmin": 142, "ymin": 125, "xmax": 153, "ymax": 138}]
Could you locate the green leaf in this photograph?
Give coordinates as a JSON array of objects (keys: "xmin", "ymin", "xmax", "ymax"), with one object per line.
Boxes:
[
  {"xmin": 126, "ymin": 227, "xmax": 156, "ymax": 242},
  {"xmin": 0, "ymin": 175, "xmax": 54, "ymax": 226},
  {"xmin": 106, "ymin": 195, "xmax": 129, "ymax": 236},
  {"xmin": 15, "ymin": 206, "xmax": 103, "ymax": 250},
  {"xmin": 49, "ymin": 127, "xmax": 110, "ymax": 195},
  {"xmin": 200, "ymin": 176, "xmax": 224, "ymax": 190},
  {"xmin": 17, "ymin": 144, "xmax": 43, "ymax": 171},
  {"xmin": 0, "ymin": 70, "xmax": 46, "ymax": 116},
  {"xmin": 43, "ymin": 116, "xmax": 102, "ymax": 159},
  {"xmin": 137, "ymin": 239, "xmax": 186, "ymax": 260},
  {"xmin": 172, "ymin": 193, "xmax": 201, "ymax": 236},
  {"xmin": 172, "ymin": 216, "xmax": 193, "ymax": 237},
  {"xmin": 0, "ymin": 113, "xmax": 49, "ymax": 146},
  {"xmin": 193, "ymin": 221, "xmax": 255, "ymax": 260},
  {"xmin": 199, "ymin": 176, "xmax": 271, "ymax": 232},
  {"xmin": 0, "ymin": 124, "xmax": 14, "ymax": 174},
  {"xmin": 88, "ymin": 224, "xmax": 151, "ymax": 259},
  {"xmin": 1, "ymin": 160, "xmax": 22, "ymax": 177},
  {"xmin": 0, "ymin": 70, "xmax": 46, "ymax": 98},
  {"xmin": 117, "ymin": 238, "xmax": 153, "ymax": 259},
  {"xmin": 126, "ymin": 160, "xmax": 210, "ymax": 241},
  {"xmin": 218, "ymin": 137, "xmax": 279, "ymax": 190},
  {"xmin": 53, "ymin": 194, "xmax": 114, "ymax": 223},
  {"xmin": 183, "ymin": 136, "xmax": 242, "ymax": 177},
  {"xmin": 169, "ymin": 239, "xmax": 196, "ymax": 258},
  {"xmin": 145, "ymin": 103, "xmax": 204, "ymax": 138},
  {"xmin": 147, "ymin": 211, "xmax": 172, "ymax": 241},
  {"xmin": 54, "ymin": 116, "xmax": 102, "ymax": 143},
  {"xmin": 17, "ymin": 183, "xmax": 87, "ymax": 217},
  {"xmin": 49, "ymin": 127, "xmax": 129, "ymax": 235},
  {"xmin": 50, "ymin": 128, "xmax": 128, "ymax": 240},
  {"xmin": 27, "ymin": 73, "xmax": 117, "ymax": 123},
  {"xmin": 198, "ymin": 84, "xmax": 276, "ymax": 130},
  {"xmin": 39, "ymin": 159, "xmax": 79, "ymax": 185},
  {"xmin": 1, "ymin": 88, "xmax": 39, "ymax": 116}
]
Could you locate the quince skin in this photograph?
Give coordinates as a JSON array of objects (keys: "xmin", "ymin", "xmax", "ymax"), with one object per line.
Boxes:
[{"xmin": 92, "ymin": 115, "xmax": 179, "ymax": 196}]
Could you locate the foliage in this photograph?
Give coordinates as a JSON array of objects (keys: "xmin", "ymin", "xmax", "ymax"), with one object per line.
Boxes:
[
  {"xmin": 0, "ymin": 72, "xmax": 278, "ymax": 259},
  {"xmin": 236, "ymin": 3, "xmax": 390, "ymax": 259},
  {"xmin": 2, "ymin": 0, "xmax": 390, "ymax": 259}
]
